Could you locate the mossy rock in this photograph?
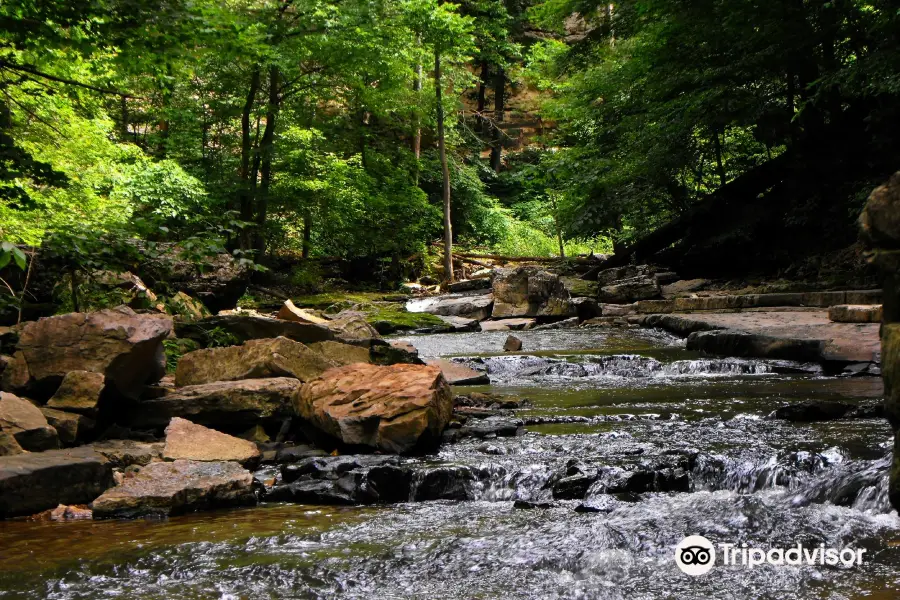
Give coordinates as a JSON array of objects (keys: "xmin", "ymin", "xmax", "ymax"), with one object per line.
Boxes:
[{"xmin": 364, "ymin": 305, "xmax": 448, "ymax": 334}]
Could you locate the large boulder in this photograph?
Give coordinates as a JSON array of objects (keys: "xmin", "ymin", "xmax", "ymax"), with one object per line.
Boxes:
[
  {"xmin": 12, "ymin": 307, "xmax": 172, "ymax": 398},
  {"xmin": 0, "ymin": 392, "xmax": 59, "ymax": 452},
  {"xmin": 860, "ymin": 171, "xmax": 900, "ymax": 249},
  {"xmin": 491, "ymin": 267, "xmax": 575, "ymax": 319},
  {"xmin": 424, "ymin": 359, "xmax": 490, "ymax": 385},
  {"xmin": 406, "ymin": 293, "xmax": 494, "ymax": 320},
  {"xmin": 45, "ymin": 370, "xmax": 105, "ymax": 416},
  {"xmin": 174, "ymin": 337, "xmax": 337, "ymax": 387},
  {"xmin": 0, "ymin": 447, "xmax": 114, "ymax": 518},
  {"xmin": 89, "ymin": 439, "xmax": 164, "ymax": 468},
  {"xmin": 91, "ymin": 460, "xmax": 256, "ymax": 519},
  {"xmin": 163, "ymin": 417, "xmax": 260, "ymax": 468},
  {"xmin": 293, "ymin": 364, "xmax": 453, "ymax": 454},
  {"xmin": 129, "ymin": 377, "xmax": 300, "ymax": 430},
  {"xmin": 174, "ymin": 315, "xmax": 334, "ymax": 346}
]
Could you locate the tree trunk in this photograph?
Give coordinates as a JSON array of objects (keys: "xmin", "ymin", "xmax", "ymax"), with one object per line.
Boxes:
[
  {"xmin": 476, "ymin": 61, "xmax": 489, "ymax": 135},
  {"xmin": 255, "ymin": 66, "xmax": 280, "ymax": 254},
  {"xmin": 238, "ymin": 68, "xmax": 261, "ymax": 221},
  {"xmin": 412, "ymin": 35, "xmax": 423, "ymax": 184},
  {"xmin": 490, "ymin": 67, "xmax": 505, "ymax": 172},
  {"xmin": 435, "ymin": 51, "xmax": 453, "ymax": 283}
]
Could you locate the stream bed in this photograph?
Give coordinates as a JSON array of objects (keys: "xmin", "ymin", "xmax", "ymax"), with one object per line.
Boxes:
[{"xmin": 1, "ymin": 327, "xmax": 898, "ymax": 599}]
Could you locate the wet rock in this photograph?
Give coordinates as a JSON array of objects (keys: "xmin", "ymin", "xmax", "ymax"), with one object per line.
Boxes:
[
  {"xmin": 371, "ymin": 341, "xmax": 424, "ymax": 366},
  {"xmin": 552, "ymin": 473, "xmax": 597, "ymax": 500},
  {"xmin": 91, "ymin": 460, "xmax": 256, "ymax": 519},
  {"xmin": 163, "ymin": 418, "xmax": 261, "ymax": 468},
  {"xmin": 448, "ymin": 278, "xmax": 492, "ymax": 293},
  {"xmin": 413, "ymin": 465, "xmax": 474, "ymax": 501},
  {"xmin": 174, "ymin": 315, "xmax": 334, "ymax": 346},
  {"xmin": 308, "ymin": 340, "xmax": 372, "ymax": 366},
  {"xmin": 15, "ymin": 307, "xmax": 172, "ymax": 398},
  {"xmin": 129, "ymin": 377, "xmax": 299, "ymax": 430},
  {"xmin": 88, "ymin": 440, "xmax": 164, "ymax": 468},
  {"xmin": 174, "ymin": 337, "xmax": 337, "ymax": 387},
  {"xmin": 454, "ymin": 392, "xmax": 526, "ymax": 409},
  {"xmin": 265, "ymin": 477, "xmax": 359, "ymax": 504},
  {"xmin": 599, "ymin": 277, "xmax": 661, "ymax": 304},
  {"xmin": 503, "ymin": 335, "xmax": 523, "ymax": 352},
  {"xmin": 424, "ymin": 358, "xmax": 489, "ymax": 385},
  {"xmin": 280, "ymin": 455, "xmax": 400, "ymax": 484},
  {"xmin": 491, "ymin": 267, "xmax": 575, "ymax": 319},
  {"xmin": 0, "ymin": 447, "xmax": 114, "ymax": 519},
  {"xmin": 479, "ymin": 318, "xmax": 536, "ymax": 332},
  {"xmin": 574, "ymin": 495, "xmax": 620, "ymax": 513},
  {"xmin": 365, "ymin": 464, "xmax": 414, "ymax": 503},
  {"xmin": 435, "ymin": 315, "xmax": 480, "ymax": 332},
  {"xmin": 45, "ymin": 370, "xmax": 105, "ymax": 416},
  {"xmin": 828, "ymin": 304, "xmax": 883, "ymax": 324},
  {"xmin": 845, "ymin": 403, "xmax": 886, "ymax": 419},
  {"xmin": 29, "ymin": 504, "xmax": 93, "ymax": 521},
  {"xmin": 457, "ymin": 416, "xmax": 523, "ymax": 439},
  {"xmin": 571, "ymin": 297, "xmax": 601, "ymax": 320},
  {"xmin": 686, "ymin": 330, "xmax": 824, "ymax": 363},
  {"xmin": 294, "ymin": 363, "xmax": 453, "ymax": 454},
  {"xmin": 514, "ymin": 500, "xmax": 552, "ymax": 510},
  {"xmin": 769, "ymin": 401, "xmax": 854, "ymax": 422},
  {"xmin": 274, "ymin": 444, "xmax": 329, "ymax": 464},
  {"xmin": 276, "ymin": 300, "xmax": 328, "ymax": 324},
  {"xmin": 0, "ymin": 392, "xmax": 58, "ymax": 452},
  {"xmin": 39, "ymin": 407, "xmax": 94, "ymax": 445}
]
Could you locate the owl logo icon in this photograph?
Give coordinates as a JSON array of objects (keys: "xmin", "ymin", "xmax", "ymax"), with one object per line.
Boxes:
[{"xmin": 675, "ymin": 536, "xmax": 716, "ymax": 575}]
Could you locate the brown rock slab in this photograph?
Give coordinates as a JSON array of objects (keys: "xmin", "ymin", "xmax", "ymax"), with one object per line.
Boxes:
[
  {"xmin": 479, "ymin": 318, "xmax": 536, "ymax": 332},
  {"xmin": 828, "ymin": 304, "xmax": 883, "ymax": 324},
  {"xmin": 129, "ymin": 377, "xmax": 299, "ymax": 430},
  {"xmin": 323, "ymin": 314, "xmax": 382, "ymax": 343},
  {"xmin": 294, "ymin": 363, "xmax": 453, "ymax": 453},
  {"xmin": 46, "ymin": 370, "xmax": 105, "ymax": 416},
  {"xmin": 15, "ymin": 307, "xmax": 172, "ymax": 397},
  {"xmin": 0, "ymin": 392, "xmax": 58, "ymax": 452},
  {"xmin": 163, "ymin": 417, "xmax": 261, "ymax": 468},
  {"xmin": 0, "ymin": 447, "xmax": 114, "ymax": 519},
  {"xmin": 860, "ymin": 171, "xmax": 900, "ymax": 248},
  {"xmin": 174, "ymin": 314, "xmax": 335, "ymax": 346},
  {"xmin": 277, "ymin": 300, "xmax": 328, "ymax": 324},
  {"xmin": 174, "ymin": 337, "xmax": 337, "ymax": 387},
  {"xmin": 424, "ymin": 359, "xmax": 490, "ymax": 385},
  {"xmin": 91, "ymin": 460, "xmax": 256, "ymax": 519}
]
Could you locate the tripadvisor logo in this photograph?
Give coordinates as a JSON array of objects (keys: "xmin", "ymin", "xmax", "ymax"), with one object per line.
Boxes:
[
  {"xmin": 675, "ymin": 536, "xmax": 716, "ymax": 576},
  {"xmin": 674, "ymin": 535, "xmax": 867, "ymax": 576}
]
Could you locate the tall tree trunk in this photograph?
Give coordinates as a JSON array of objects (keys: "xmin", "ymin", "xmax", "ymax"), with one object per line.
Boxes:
[
  {"xmin": 412, "ymin": 35, "xmax": 423, "ymax": 184},
  {"xmin": 256, "ymin": 66, "xmax": 280, "ymax": 254},
  {"xmin": 476, "ymin": 61, "xmax": 489, "ymax": 135},
  {"xmin": 435, "ymin": 51, "xmax": 453, "ymax": 283},
  {"xmin": 490, "ymin": 67, "xmax": 505, "ymax": 172},
  {"xmin": 238, "ymin": 68, "xmax": 261, "ymax": 224}
]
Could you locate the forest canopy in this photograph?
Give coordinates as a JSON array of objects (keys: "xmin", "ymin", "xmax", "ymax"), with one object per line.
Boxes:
[{"xmin": 1, "ymin": 0, "xmax": 898, "ymax": 281}]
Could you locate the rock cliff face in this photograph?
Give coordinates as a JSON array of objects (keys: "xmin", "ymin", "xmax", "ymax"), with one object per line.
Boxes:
[{"xmin": 859, "ymin": 172, "xmax": 900, "ymax": 512}]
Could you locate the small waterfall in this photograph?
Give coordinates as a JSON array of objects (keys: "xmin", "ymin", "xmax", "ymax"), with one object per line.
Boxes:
[{"xmin": 456, "ymin": 354, "xmax": 777, "ymax": 384}]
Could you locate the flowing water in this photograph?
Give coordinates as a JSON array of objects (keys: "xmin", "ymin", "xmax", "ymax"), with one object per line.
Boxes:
[{"xmin": 1, "ymin": 327, "xmax": 898, "ymax": 599}]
